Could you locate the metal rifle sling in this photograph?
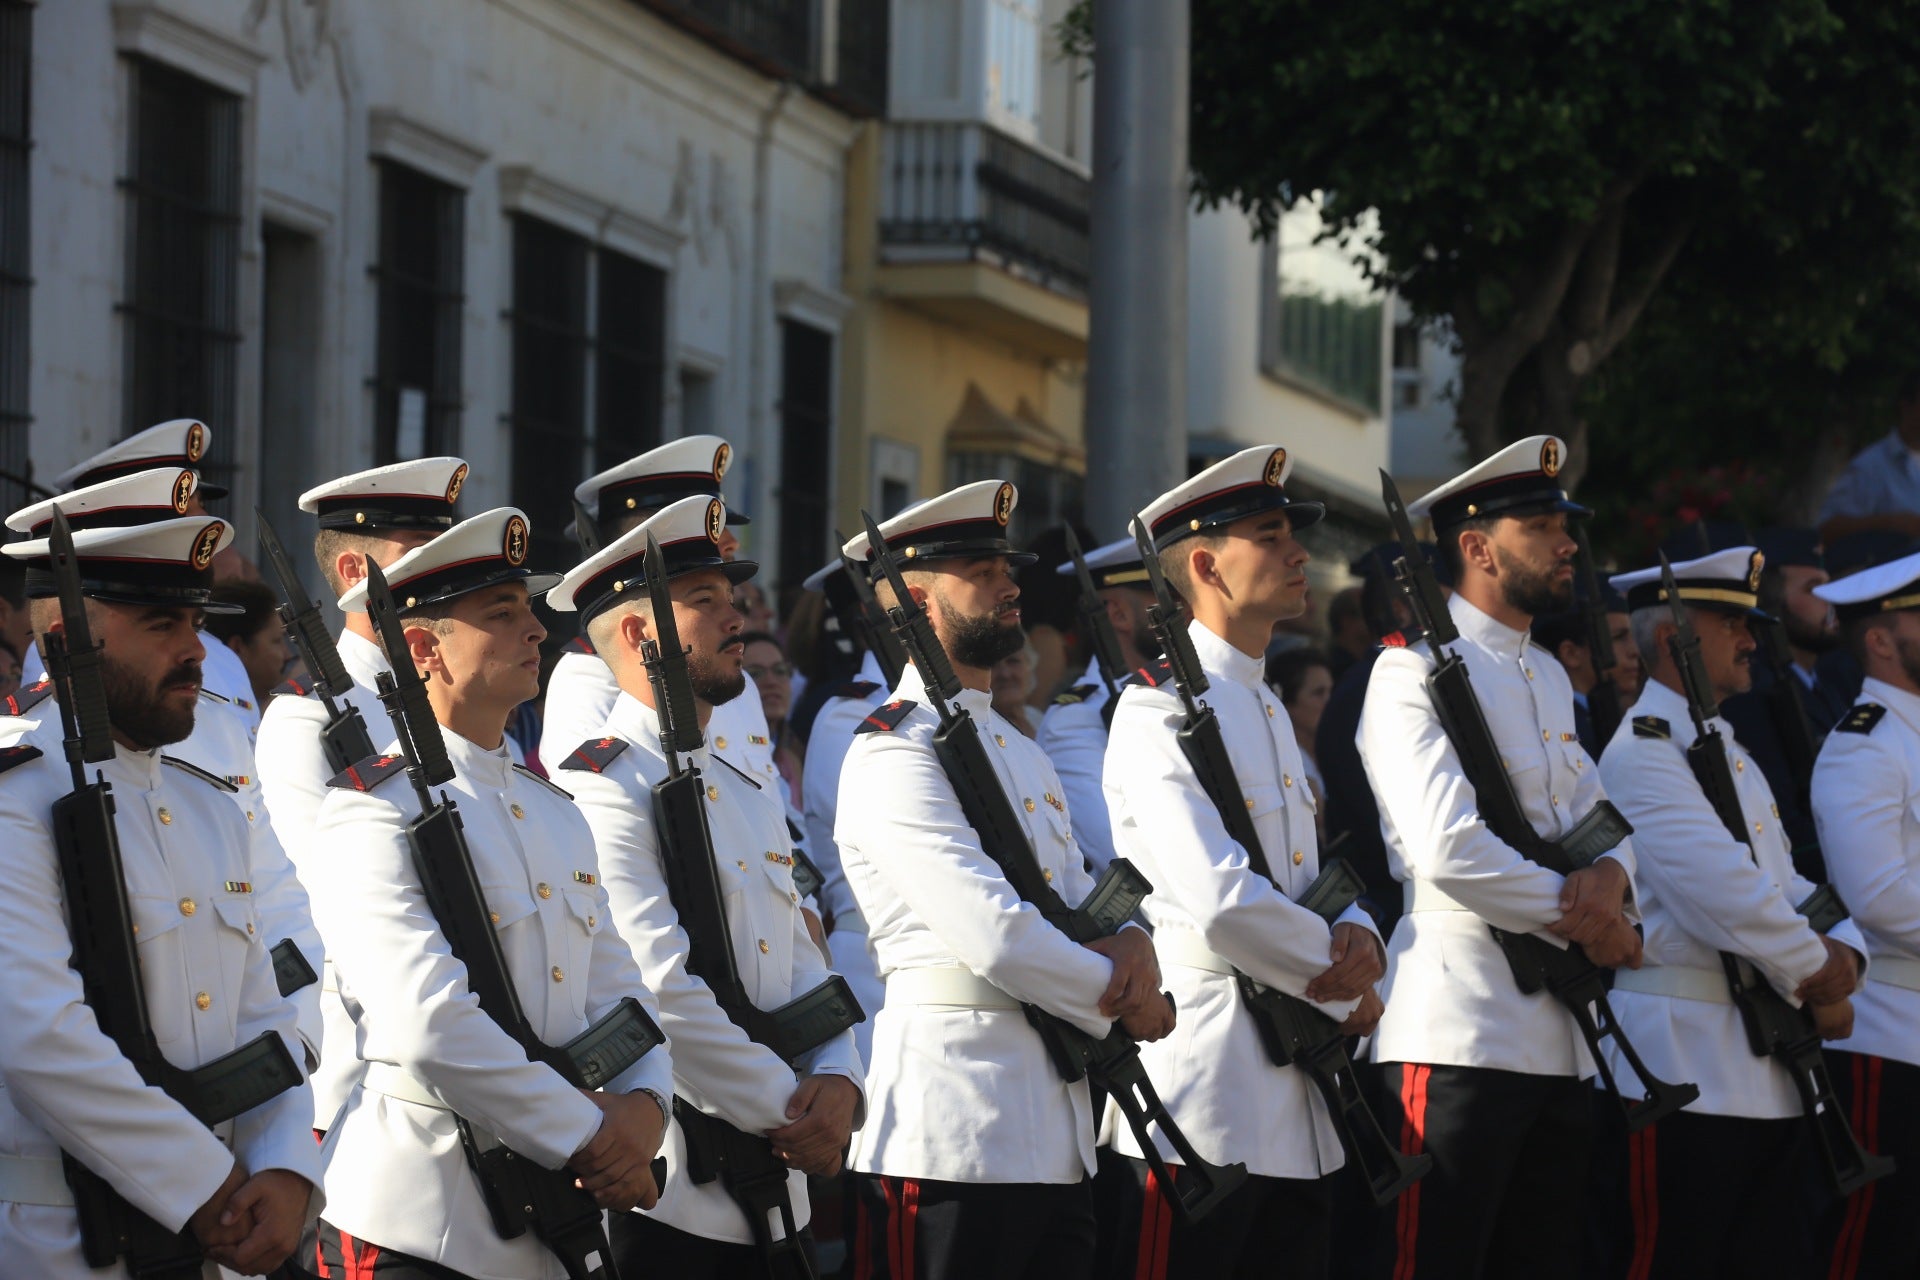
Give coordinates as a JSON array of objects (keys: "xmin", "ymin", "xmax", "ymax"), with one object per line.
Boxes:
[
  {"xmin": 1571, "ymin": 520, "xmax": 1625, "ymax": 748},
  {"xmin": 1131, "ymin": 518, "xmax": 1428, "ymax": 1205},
  {"xmin": 1064, "ymin": 526, "xmax": 1127, "ymax": 728},
  {"xmin": 362, "ymin": 559, "xmax": 662, "ymax": 1280},
  {"xmin": 44, "ymin": 510, "xmax": 301, "ymax": 1277},
  {"xmin": 837, "ymin": 531, "xmax": 908, "ymax": 689},
  {"xmin": 860, "ymin": 511, "xmax": 1245, "ymax": 1223},
  {"xmin": 1657, "ymin": 557, "xmax": 1892, "ymax": 1196},
  {"xmin": 257, "ymin": 510, "xmax": 375, "ymax": 773},
  {"xmin": 1380, "ymin": 472, "xmax": 1699, "ymax": 1132},
  {"xmin": 639, "ymin": 536, "xmax": 853, "ymax": 1280}
]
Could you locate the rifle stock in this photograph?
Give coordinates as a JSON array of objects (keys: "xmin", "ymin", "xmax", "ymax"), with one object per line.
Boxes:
[
  {"xmin": 1379, "ymin": 474, "xmax": 1698, "ymax": 1132},
  {"xmin": 362, "ymin": 560, "xmax": 663, "ymax": 1280},
  {"xmin": 257, "ymin": 510, "xmax": 375, "ymax": 773},
  {"xmin": 1658, "ymin": 558, "xmax": 1892, "ymax": 1196},
  {"xmin": 1572, "ymin": 521, "xmax": 1625, "ymax": 748},
  {"xmin": 1064, "ymin": 527, "xmax": 1126, "ymax": 722},
  {"xmin": 860, "ymin": 510, "xmax": 1244, "ymax": 1224}
]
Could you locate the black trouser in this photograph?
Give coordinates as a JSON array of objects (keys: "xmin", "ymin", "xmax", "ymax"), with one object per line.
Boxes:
[
  {"xmin": 610, "ymin": 1209, "xmax": 796, "ymax": 1279},
  {"xmin": 1617, "ymin": 1109, "xmax": 1812, "ymax": 1279},
  {"xmin": 848, "ymin": 1173, "xmax": 1096, "ymax": 1280},
  {"xmin": 1098, "ymin": 1155, "xmax": 1331, "ymax": 1280},
  {"xmin": 1823, "ymin": 1051, "xmax": 1920, "ymax": 1279},
  {"xmin": 313, "ymin": 1221, "xmax": 475, "ymax": 1279},
  {"xmin": 1373, "ymin": 1062, "xmax": 1594, "ymax": 1280}
]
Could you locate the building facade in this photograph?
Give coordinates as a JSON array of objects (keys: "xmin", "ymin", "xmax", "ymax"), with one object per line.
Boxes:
[{"xmin": 15, "ymin": 0, "xmax": 879, "ymax": 603}]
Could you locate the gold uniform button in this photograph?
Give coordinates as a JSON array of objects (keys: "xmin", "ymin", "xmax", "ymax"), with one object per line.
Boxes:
[
  {"xmin": 537, "ymin": 883, "xmax": 552, "ymax": 900},
  {"xmin": 1551, "ymin": 795, "xmax": 1560, "ymax": 807},
  {"xmin": 1043, "ymin": 868, "xmax": 1054, "ymax": 882},
  {"xmin": 178, "ymin": 898, "xmax": 196, "ymax": 917},
  {"xmin": 1735, "ymin": 760, "xmax": 1745, "ymax": 772},
  {"xmin": 707, "ymin": 785, "xmax": 720, "ymax": 801},
  {"xmin": 1244, "ymin": 798, "xmax": 1255, "ymax": 810},
  {"xmin": 737, "ymin": 860, "xmax": 749, "ymax": 871},
  {"xmin": 587, "ymin": 916, "xmax": 597, "ymax": 928},
  {"xmin": 1024, "ymin": 798, "xmax": 1037, "ymax": 813},
  {"xmin": 158, "ymin": 807, "xmax": 172, "ymax": 825},
  {"xmin": 790, "ymin": 891, "xmax": 799, "ymax": 902},
  {"xmin": 1525, "ymin": 668, "xmax": 1535, "ymax": 681},
  {"xmin": 194, "ymin": 992, "xmax": 211, "ymax": 1011},
  {"xmin": 758, "ymin": 939, "xmax": 770, "ymax": 954},
  {"xmin": 1771, "ymin": 804, "xmax": 1780, "ymax": 818},
  {"xmin": 489, "ymin": 911, "xmax": 501, "ymax": 924},
  {"xmin": 511, "ymin": 803, "xmax": 525, "ymax": 819},
  {"xmin": 552, "ymin": 967, "xmax": 565, "ymax": 983},
  {"xmin": 1283, "ymin": 774, "xmax": 1294, "ymax": 788},
  {"xmin": 715, "ymin": 736, "xmax": 728, "ymax": 749},
  {"xmin": 246, "ymin": 811, "xmax": 255, "ymax": 822},
  {"xmin": 1542, "ymin": 730, "xmax": 1550, "ymax": 742},
  {"xmin": 995, "ymin": 734, "xmax": 1007, "ymax": 748},
  {"xmin": 246, "ymin": 922, "xmax": 254, "ymax": 935},
  {"xmin": 1266, "ymin": 704, "xmax": 1275, "ymax": 719},
  {"xmin": 1292, "ymin": 851, "xmax": 1305, "ymax": 866}
]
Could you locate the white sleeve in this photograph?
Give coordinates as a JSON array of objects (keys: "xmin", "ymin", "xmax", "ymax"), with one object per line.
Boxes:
[
  {"xmin": 1815, "ymin": 728, "xmax": 1920, "ymax": 955},
  {"xmin": 1039, "ymin": 703, "xmax": 1116, "ymax": 875}
]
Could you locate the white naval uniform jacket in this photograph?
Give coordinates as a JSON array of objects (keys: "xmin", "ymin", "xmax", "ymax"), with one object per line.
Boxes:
[
  {"xmin": 308, "ymin": 729, "xmax": 674, "ymax": 1280},
  {"xmin": 801, "ymin": 651, "xmax": 891, "ymax": 1065},
  {"xmin": 1105, "ymin": 622, "xmax": 1377, "ymax": 1179},
  {"xmin": 566, "ymin": 692, "xmax": 865, "ymax": 1246},
  {"xmin": 0, "ymin": 715, "xmax": 321, "ymax": 1278},
  {"xmin": 1, "ymin": 688, "xmax": 326, "ymax": 1073},
  {"xmin": 1038, "ymin": 658, "xmax": 1119, "ymax": 876},
  {"xmin": 254, "ymin": 627, "xmax": 392, "ymax": 1130},
  {"xmin": 1359, "ymin": 594, "xmax": 1638, "ymax": 1077},
  {"xmin": 1812, "ymin": 677, "xmax": 1920, "ymax": 1070},
  {"xmin": 836, "ymin": 662, "xmax": 1123, "ymax": 1185},
  {"xmin": 1600, "ymin": 680, "xmax": 1864, "ymax": 1117}
]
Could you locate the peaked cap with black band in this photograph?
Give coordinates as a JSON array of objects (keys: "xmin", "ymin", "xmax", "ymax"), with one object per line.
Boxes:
[
  {"xmin": 54, "ymin": 418, "xmax": 227, "ymax": 499},
  {"xmin": 548, "ymin": 494, "xmax": 757, "ymax": 625},
  {"xmin": 574, "ymin": 435, "xmax": 750, "ymax": 531},
  {"xmin": 1136, "ymin": 445, "xmax": 1325, "ymax": 547},
  {"xmin": 299, "ymin": 457, "xmax": 470, "ymax": 531},
  {"xmin": 2, "ymin": 515, "xmax": 241, "ymax": 613},
  {"xmin": 1813, "ymin": 548, "xmax": 1920, "ymax": 623},
  {"xmin": 1053, "ymin": 535, "xmax": 1150, "ymax": 591},
  {"xmin": 1407, "ymin": 434, "xmax": 1587, "ymax": 531},
  {"xmin": 839, "ymin": 479, "xmax": 1037, "ymax": 573},
  {"xmin": 1612, "ymin": 546, "xmax": 1771, "ymax": 620},
  {"xmin": 6, "ymin": 467, "xmax": 199, "ymax": 536},
  {"xmin": 335, "ymin": 507, "xmax": 560, "ymax": 613}
]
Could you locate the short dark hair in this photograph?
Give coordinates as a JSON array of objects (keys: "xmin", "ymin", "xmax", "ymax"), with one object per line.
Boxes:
[
  {"xmin": 1158, "ymin": 532, "xmax": 1227, "ymax": 602},
  {"xmin": 1437, "ymin": 515, "xmax": 1500, "ymax": 582},
  {"xmin": 1327, "ymin": 586, "xmax": 1364, "ymax": 629},
  {"xmin": 202, "ymin": 581, "xmax": 282, "ymax": 644},
  {"xmin": 1266, "ymin": 647, "xmax": 1332, "ymax": 705},
  {"xmin": 1845, "ymin": 613, "xmax": 1896, "ymax": 667}
]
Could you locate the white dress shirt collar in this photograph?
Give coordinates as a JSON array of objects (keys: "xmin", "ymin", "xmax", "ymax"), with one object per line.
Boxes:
[
  {"xmin": 1451, "ymin": 592, "xmax": 1532, "ymax": 661},
  {"xmin": 1187, "ymin": 618, "xmax": 1266, "ymax": 690}
]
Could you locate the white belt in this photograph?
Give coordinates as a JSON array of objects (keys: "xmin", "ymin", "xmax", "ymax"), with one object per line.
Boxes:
[
  {"xmin": 1612, "ymin": 965, "xmax": 1732, "ymax": 1004},
  {"xmin": 0, "ymin": 1155, "xmax": 74, "ymax": 1207},
  {"xmin": 362, "ymin": 1062, "xmax": 452, "ymax": 1110},
  {"xmin": 1870, "ymin": 954, "xmax": 1920, "ymax": 992},
  {"xmin": 1405, "ymin": 881, "xmax": 1471, "ymax": 913},
  {"xmin": 1151, "ymin": 930, "xmax": 1236, "ymax": 976},
  {"xmin": 886, "ymin": 968, "xmax": 1021, "ymax": 1010}
]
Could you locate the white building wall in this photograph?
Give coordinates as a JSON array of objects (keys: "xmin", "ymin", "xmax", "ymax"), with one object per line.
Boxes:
[{"xmin": 28, "ymin": 0, "xmax": 857, "ymax": 569}]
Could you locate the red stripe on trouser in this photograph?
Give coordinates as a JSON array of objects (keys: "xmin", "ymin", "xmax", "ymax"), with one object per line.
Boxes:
[
  {"xmin": 1626, "ymin": 1124, "xmax": 1658, "ymax": 1280},
  {"xmin": 1133, "ymin": 1165, "xmax": 1177, "ymax": 1280},
  {"xmin": 884, "ymin": 1178, "xmax": 902, "ymax": 1280},
  {"xmin": 854, "ymin": 1185, "xmax": 872, "ymax": 1280},
  {"xmin": 1829, "ymin": 1056, "xmax": 1885, "ymax": 1279},
  {"xmin": 900, "ymin": 1178, "xmax": 920, "ymax": 1280},
  {"xmin": 338, "ymin": 1230, "xmax": 381, "ymax": 1280},
  {"xmin": 1392, "ymin": 1065, "xmax": 1430, "ymax": 1280}
]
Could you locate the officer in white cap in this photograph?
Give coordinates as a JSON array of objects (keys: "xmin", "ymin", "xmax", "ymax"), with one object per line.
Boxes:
[
  {"xmin": 539, "ymin": 437, "xmax": 778, "ymax": 788},
  {"xmin": 1811, "ymin": 550, "xmax": 1920, "ymax": 1277},
  {"xmin": 4, "ymin": 474, "xmax": 327, "ymax": 1076},
  {"xmin": 834, "ymin": 479, "xmax": 1172, "ymax": 1278},
  {"xmin": 550, "ymin": 495, "xmax": 864, "ymax": 1277},
  {"xmin": 1034, "ymin": 536, "xmax": 1159, "ymax": 877},
  {"xmin": 307, "ymin": 507, "xmax": 671, "ymax": 1280},
  {"xmin": 1602, "ymin": 547, "xmax": 1866, "ymax": 1276},
  {"xmin": 253, "ymin": 456, "xmax": 467, "ymax": 1132},
  {"xmin": 797, "ymin": 553, "xmax": 895, "ymax": 1068},
  {"xmin": 1105, "ymin": 448, "xmax": 1383, "ymax": 1278},
  {"xmin": 1359, "ymin": 436, "xmax": 1643, "ymax": 1278},
  {"xmin": 0, "ymin": 515, "xmax": 322, "ymax": 1277}
]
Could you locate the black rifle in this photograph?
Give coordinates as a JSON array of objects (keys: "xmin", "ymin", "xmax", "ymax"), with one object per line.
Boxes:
[
  {"xmin": 837, "ymin": 534, "xmax": 907, "ymax": 688},
  {"xmin": 571, "ymin": 497, "xmax": 603, "ymax": 556},
  {"xmin": 362, "ymin": 559, "xmax": 666, "ymax": 1280},
  {"xmin": 1130, "ymin": 518, "xmax": 1430, "ymax": 1205},
  {"xmin": 1657, "ymin": 557, "xmax": 1893, "ymax": 1196},
  {"xmin": 257, "ymin": 510, "xmax": 375, "ymax": 774},
  {"xmin": 639, "ymin": 533, "xmax": 863, "ymax": 1280},
  {"xmin": 859, "ymin": 511, "xmax": 1246, "ymax": 1222},
  {"xmin": 44, "ymin": 510, "xmax": 303, "ymax": 1279},
  {"xmin": 1380, "ymin": 472, "xmax": 1698, "ymax": 1132},
  {"xmin": 1065, "ymin": 526, "xmax": 1127, "ymax": 731},
  {"xmin": 1571, "ymin": 520, "xmax": 1625, "ymax": 749}
]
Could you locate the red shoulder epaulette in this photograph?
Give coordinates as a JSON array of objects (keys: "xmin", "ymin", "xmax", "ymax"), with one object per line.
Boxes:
[
  {"xmin": 273, "ymin": 676, "xmax": 312, "ymax": 698},
  {"xmin": 1129, "ymin": 659, "xmax": 1176, "ymax": 688},
  {"xmin": 559, "ymin": 736, "xmax": 631, "ymax": 773},
  {"xmin": 570, "ymin": 636, "xmax": 596, "ymax": 656},
  {"xmin": 3, "ymin": 678, "xmax": 52, "ymax": 717},
  {"xmin": 856, "ymin": 699, "xmax": 917, "ymax": 734},
  {"xmin": 0, "ymin": 743, "xmax": 43, "ymax": 775},
  {"xmin": 327, "ymin": 753, "xmax": 409, "ymax": 791},
  {"xmin": 1381, "ymin": 631, "xmax": 1410, "ymax": 648}
]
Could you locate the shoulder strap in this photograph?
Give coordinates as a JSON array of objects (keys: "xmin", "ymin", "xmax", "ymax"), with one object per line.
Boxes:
[
  {"xmin": 327, "ymin": 753, "xmax": 410, "ymax": 791},
  {"xmin": 1632, "ymin": 716, "xmax": 1672, "ymax": 740},
  {"xmin": 3, "ymin": 678, "xmax": 53, "ymax": 717},
  {"xmin": 855, "ymin": 699, "xmax": 917, "ymax": 735},
  {"xmin": 0, "ymin": 743, "xmax": 43, "ymax": 776},
  {"xmin": 557, "ymin": 735, "xmax": 631, "ymax": 773},
  {"xmin": 1836, "ymin": 703, "xmax": 1888, "ymax": 736}
]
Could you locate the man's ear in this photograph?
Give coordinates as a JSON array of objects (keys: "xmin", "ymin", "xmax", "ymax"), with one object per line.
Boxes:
[
  {"xmin": 1556, "ymin": 638, "xmax": 1585, "ymax": 671},
  {"xmin": 336, "ymin": 550, "xmax": 368, "ymax": 590},
  {"xmin": 406, "ymin": 623, "xmax": 444, "ymax": 679},
  {"xmin": 1457, "ymin": 528, "xmax": 1495, "ymax": 576},
  {"xmin": 617, "ymin": 610, "xmax": 654, "ymax": 656},
  {"xmin": 1190, "ymin": 544, "xmax": 1223, "ymax": 593}
]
